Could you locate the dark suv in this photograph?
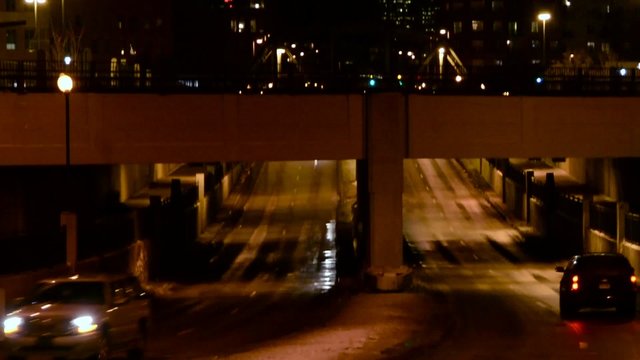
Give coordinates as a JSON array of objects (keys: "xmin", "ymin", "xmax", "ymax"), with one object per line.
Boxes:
[{"xmin": 556, "ymin": 253, "xmax": 637, "ymax": 319}]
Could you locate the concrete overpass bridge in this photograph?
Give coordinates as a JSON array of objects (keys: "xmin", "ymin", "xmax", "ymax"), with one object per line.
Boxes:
[{"xmin": 2, "ymin": 92, "xmax": 640, "ymax": 288}]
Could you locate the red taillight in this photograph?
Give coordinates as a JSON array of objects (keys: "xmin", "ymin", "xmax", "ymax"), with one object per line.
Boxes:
[{"xmin": 571, "ymin": 275, "xmax": 579, "ymax": 291}]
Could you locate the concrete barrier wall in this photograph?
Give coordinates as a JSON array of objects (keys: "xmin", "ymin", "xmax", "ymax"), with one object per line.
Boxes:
[
  {"xmin": 504, "ymin": 179, "xmax": 525, "ymax": 219},
  {"xmin": 585, "ymin": 230, "xmax": 640, "ymax": 272},
  {"xmin": 491, "ymin": 170, "xmax": 504, "ymax": 201},
  {"xmin": 529, "ymin": 198, "xmax": 546, "ymax": 235},
  {"xmin": 462, "ymin": 159, "xmax": 640, "ymax": 272},
  {"xmin": 621, "ymin": 241, "xmax": 640, "ymax": 272},
  {"xmin": 586, "ymin": 230, "xmax": 617, "ymax": 253}
]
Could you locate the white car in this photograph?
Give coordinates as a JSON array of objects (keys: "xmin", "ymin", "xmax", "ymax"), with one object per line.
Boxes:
[{"xmin": 2, "ymin": 273, "xmax": 150, "ymax": 360}]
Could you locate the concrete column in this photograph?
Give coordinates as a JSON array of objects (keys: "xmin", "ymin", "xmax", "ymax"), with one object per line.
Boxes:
[
  {"xmin": 544, "ymin": 172, "xmax": 556, "ymax": 242},
  {"xmin": 355, "ymin": 159, "xmax": 369, "ymax": 269},
  {"xmin": 196, "ymin": 173, "xmax": 206, "ymax": 234},
  {"xmin": 154, "ymin": 164, "xmax": 168, "ymax": 181},
  {"xmin": 582, "ymin": 195, "xmax": 592, "ymax": 253},
  {"xmin": 118, "ymin": 165, "xmax": 129, "ymax": 202},
  {"xmin": 617, "ymin": 202, "xmax": 629, "ymax": 252},
  {"xmin": 61, "ymin": 211, "xmax": 77, "ymax": 274},
  {"xmin": 365, "ymin": 93, "xmax": 408, "ymax": 291},
  {"xmin": 525, "ymin": 170, "xmax": 534, "ymax": 224}
]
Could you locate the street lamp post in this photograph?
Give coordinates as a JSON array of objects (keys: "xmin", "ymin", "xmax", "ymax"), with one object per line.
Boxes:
[
  {"xmin": 25, "ymin": 0, "xmax": 46, "ymax": 50},
  {"xmin": 537, "ymin": 12, "xmax": 551, "ymax": 67},
  {"xmin": 57, "ymin": 73, "xmax": 76, "ymax": 274},
  {"xmin": 57, "ymin": 73, "xmax": 73, "ymax": 166}
]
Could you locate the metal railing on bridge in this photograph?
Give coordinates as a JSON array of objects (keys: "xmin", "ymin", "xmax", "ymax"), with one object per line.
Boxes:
[{"xmin": 2, "ymin": 60, "xmax": 640, "ymax": 95}]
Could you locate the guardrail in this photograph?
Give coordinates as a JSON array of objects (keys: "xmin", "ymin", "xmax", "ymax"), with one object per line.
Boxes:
[{"xmin": 2, "ymin": 60, "xmax": 640, "ymax": 95}]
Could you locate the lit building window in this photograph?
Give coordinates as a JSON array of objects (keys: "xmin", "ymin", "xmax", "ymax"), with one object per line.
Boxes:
[
  {"xmin": 587, "ymin": 41, "xmax": 595, "ymax": 48},
  {"xmin": 601, "ymin": 42, "xmax": 610, "ymax": 53},
  {"xmin": 531, "ymin": 22, "xmax": 539, "ymax": 33},
  {"xmin": 6, "ymin": 29, "xmax": 16, "ymax": 50},
  {"xmin": 453, "ymin": 21, "xmax": 462, "ymax": 33},
  {"xmin": 491, "ymin": 0, "xmax": 503, "ymax": 10},
  {"xmin": 531, "ymin": 40, "xmax": 540, "ymax": 48},
  {"xmin": 471, "ymin": 20, "xmax": 484, "ymax": 31},
  {"xmin": 508, "ymin": 21, "xmax": 518, "ymax": 35},
  {"xmin": 231, "ymin": 19, "xmax": 247, "ymax": 33}
]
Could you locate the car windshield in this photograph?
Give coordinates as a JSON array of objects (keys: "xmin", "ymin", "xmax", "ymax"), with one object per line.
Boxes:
[
  {"xmin": 574, "ymin": 256, "xmax": 631, "ymax": 273},
  {"xmin": 29, "ymin": 282, "xmax": 105, "ymax": 305}
]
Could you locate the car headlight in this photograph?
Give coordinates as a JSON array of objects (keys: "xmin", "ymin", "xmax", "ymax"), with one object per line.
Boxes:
[
  {"xmin": 71, "ymin": 316, "xmax": 97, "ymax": 334},
  {"xmin": 4, "ymin": 316, "xmax": 23, "ymax": 334}
]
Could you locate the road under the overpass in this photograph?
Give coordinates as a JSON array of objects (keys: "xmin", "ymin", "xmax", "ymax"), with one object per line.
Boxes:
[{"xmin": 2, "ymin": 92, "xmax": 640, "ymax": 289}]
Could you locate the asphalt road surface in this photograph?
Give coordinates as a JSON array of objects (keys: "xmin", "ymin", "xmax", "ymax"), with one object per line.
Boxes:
[
  {"xmin": 119, "ymin": 159, "xmax": 640, "ymax": 359},
  {"xmin": 145, "ymin": 161, "xmax": 344, "ymax": 359},
  {"xmin": 403, "ymin": 159, "xmax": 640, "ymax": 360}
]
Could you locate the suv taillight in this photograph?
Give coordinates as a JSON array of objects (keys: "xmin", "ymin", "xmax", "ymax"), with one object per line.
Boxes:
[{"xmin": 571, "ymin": 275, "xmax": 579, "ymax": 291}]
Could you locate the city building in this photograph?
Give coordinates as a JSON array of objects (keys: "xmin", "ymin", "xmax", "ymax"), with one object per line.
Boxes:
[
  {"xmin": 559, "ymin": 0, "xmax": 640, "ymax": 67},
  {"xmin": 1, "ymin": 0, "xmax": 639, "ymax": 89},
  {"xmin": 0, "ymin": 0, "xmax": 173, "ymax": 88}
]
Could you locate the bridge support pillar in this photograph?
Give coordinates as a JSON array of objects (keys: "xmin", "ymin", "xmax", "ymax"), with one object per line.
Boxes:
[
  {"xmin": 363, "ymin": 93, "xmax": 410, "ymax": 291},
  {"xmin": 617, "ymin": 202, "xmax": 629, "ymax": 253}
]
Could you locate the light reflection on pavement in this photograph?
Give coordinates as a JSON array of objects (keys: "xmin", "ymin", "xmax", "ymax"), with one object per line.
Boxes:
[{"xmin": 148, "ymin": 219, "xmax": 338, "ymax": 298}]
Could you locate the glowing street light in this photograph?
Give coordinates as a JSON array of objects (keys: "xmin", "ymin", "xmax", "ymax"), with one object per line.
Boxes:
[
  {"xmin": 537, "ymin": 12, "xmax": 551, "ymax": 66},
  {"xmin": 57, "ymin": 72, "xmax": 72, "ymax": 91},
  {"xmin": 25, "ymin": 0, "xmax": 46, "ymax": 50}
]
